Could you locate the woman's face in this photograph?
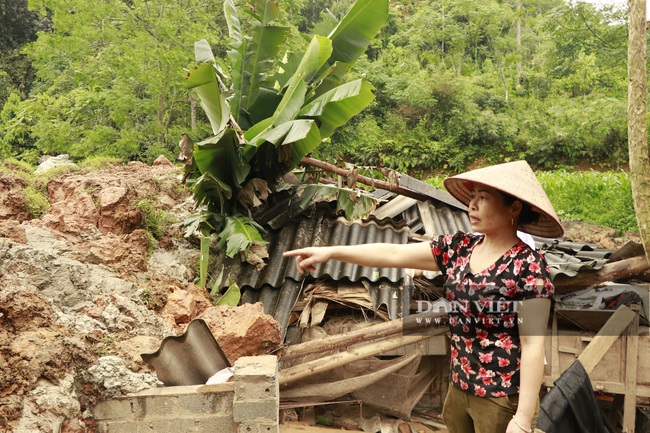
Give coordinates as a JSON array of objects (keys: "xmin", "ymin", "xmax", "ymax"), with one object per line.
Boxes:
[{"xmin": 466, "ymin": 183, "xmax": 520, "ymax": 236}]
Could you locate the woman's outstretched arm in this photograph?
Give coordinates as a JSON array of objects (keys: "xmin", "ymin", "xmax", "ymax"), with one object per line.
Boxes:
[{"xmin": 283, "ymin": 241, "xmax": 441, "ymax": 275}]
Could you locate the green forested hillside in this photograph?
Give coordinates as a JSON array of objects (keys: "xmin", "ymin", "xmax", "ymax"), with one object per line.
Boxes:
[{"xmin": 0, "ymin": 0, "xmax": 633, "ymax": 171}]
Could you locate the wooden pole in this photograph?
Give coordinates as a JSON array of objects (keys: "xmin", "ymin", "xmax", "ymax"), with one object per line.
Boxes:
[{"xmin": 300, "ymin": 156, "xmax": 433, "ymax": 202}]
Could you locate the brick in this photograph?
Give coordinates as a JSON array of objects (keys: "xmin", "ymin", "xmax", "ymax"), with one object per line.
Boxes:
[{"xmin": 232, "ymin": 399, "xmax": 278, "ymax": 423}]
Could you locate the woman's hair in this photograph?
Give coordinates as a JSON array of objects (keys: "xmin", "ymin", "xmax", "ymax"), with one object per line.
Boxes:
[{"xmin": 500, "ymin": 192, "xmax": 540, "ymax": 225}]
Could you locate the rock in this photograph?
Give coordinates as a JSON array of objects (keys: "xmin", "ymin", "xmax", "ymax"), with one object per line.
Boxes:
[
  {"xmin": 0, "ymin": 221, "xmax": 27, "ymax": 243},
  {"xmin": 161, "ymin": 283, "xmax": 213, "ymax": 328},
  {"xmin": 153, "ymin": 155, "xmax": 174, "ymax": 166},
  {"xmin": 14, "ymin": 375, "xmax": 85, "ymax": 433},
  {"xmin": 148, "ymin": 246, "xmax": 197, "ymax": 283},
  {"xmin": 0, "ymin": 175, "xmax": 30, "ymax": 221},
  {"xmin": 114, "ymin": 336, "xmax": 162, "ymax": 371},
  {"xmin": 35, "ymin": 154, "xmax": 76, "ymax": 174},
  {"xmin": 98, "ymin": 186, "xmax": 142, "ymax": 235},
  {"xmin": 200, "ymin": 303, "xmax": 282, "ymax": 364},
  {"xmin": 41, "ymin": 187, "xmax": 99, "ymax": 235},
  {"xmin": 82, "ymin": 229, "xmax": 150, "ymax": 276}
]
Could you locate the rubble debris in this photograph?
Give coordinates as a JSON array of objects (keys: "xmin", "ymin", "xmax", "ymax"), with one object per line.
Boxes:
[
  {"xmin": 82, "ymin": 356, "xmax": 162, "ymax": 399},
  {"xmin": 0, "ymin": 175, "xmax": 30, "ymax": 221}
]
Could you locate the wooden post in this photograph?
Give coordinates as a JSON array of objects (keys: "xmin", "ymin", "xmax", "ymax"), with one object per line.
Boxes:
[
  {"xmin": 623, "ymin": 305, "xmax": 640, "ymax": 432},
  {"xmin": 628, "ymin": 0, "xmax": 650, "ymax": 267}
]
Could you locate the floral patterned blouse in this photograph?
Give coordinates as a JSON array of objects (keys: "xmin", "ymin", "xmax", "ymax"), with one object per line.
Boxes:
[{"xmin": 430, "ymin": 231, "xmax": 554, "ymax": 397}]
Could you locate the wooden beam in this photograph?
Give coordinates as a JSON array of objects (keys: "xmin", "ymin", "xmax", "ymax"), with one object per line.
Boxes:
[{"xmin": 577, "ymin": 305, "xmax": 637, "ymax": 375}]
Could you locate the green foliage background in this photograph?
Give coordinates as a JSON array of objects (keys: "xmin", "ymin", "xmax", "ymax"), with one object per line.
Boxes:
[{"xmin": 0, "ymin": 0, "xmax": 640, "ymax": 234}]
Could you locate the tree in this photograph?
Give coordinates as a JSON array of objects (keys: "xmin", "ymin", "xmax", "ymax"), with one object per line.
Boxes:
[
  {"xmin": 1, "ymin": 0, "xmax": 224, "ymax": 163},
  {"xmin": 628, "ymin": 0, "xmax": 650, "ymax": 267},
  {"xmin": 181, "ymin": 0, "xmax": 387, "ymax": 282}
]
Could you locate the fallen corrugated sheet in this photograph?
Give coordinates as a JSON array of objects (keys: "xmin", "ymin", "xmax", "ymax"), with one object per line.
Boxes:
[
  {"xmin": 536, "ymin": 240, "xmax": 613, "ymax": 280},
  {"xmin": 141, "ymin": 319, "xmax": 230, "ymax": 386},
  {"xmin": 215, "ymin": 213, "xmax": 410, "ymax": 289}
]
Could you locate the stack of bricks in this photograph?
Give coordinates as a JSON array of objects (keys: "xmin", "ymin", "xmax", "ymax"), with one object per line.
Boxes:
[{"xmin": 233, "ymin": 355, "xmax": 280, "ymax": 433}]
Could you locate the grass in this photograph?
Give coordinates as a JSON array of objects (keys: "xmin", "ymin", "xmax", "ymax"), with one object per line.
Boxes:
[
  {"xmin": 135, "ymin": 199, "xmax": 176, "ymax": 240},
  {"xmin": 425, "ymin": 169, "xmax": 638, "ymax": 236},
  {"xmin": 537, "ymin": 170, "xmax": 637, "ymax": 235}
]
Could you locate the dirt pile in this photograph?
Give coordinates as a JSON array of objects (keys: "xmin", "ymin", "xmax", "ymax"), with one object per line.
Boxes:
[
  {"xmin": 0, "ymin": 158, "xmax": 281, "ymax": 432},
  {"xmin": 562, "ymin": 219, "xmax": 642, "ymax": 249}
]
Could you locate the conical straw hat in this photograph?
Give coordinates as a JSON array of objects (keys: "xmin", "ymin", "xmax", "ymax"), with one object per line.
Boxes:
[{"xmin": 443, "ymin": 160, "xmax": 564, "ymax": 238}]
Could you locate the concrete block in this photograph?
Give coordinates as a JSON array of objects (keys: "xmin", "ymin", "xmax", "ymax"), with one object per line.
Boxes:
[
  {"xmin": 235, "ymin": 381, "xmax": 277, "ymax": 400},
  {"xmin": 97, "ymin": 416, "xmax": 238, "ymax": 433},
  {"xmin": 93, "ymin": 384, "xmax": 235, "ymax": 422},
  {"xmin": 232, "ymin": 399, "xmax": 279, "ymax": 423},
  {"xmin": 234, "ymin": 356, "xmax": 279, "ymax": 402},
  {"xmin": 131, "ymin": 388, "xmax": 233, "ymax": 417},
  {"xmin": 94, "ymin": 398, "xmax": 136, "ymax": 421},
  {"xmin": 234, "ymin": 355, "xmax": 278, "ymax": 383},
  {"xmin": 238, "ymin": 422, "xmax": 279, "ymax": 433}
]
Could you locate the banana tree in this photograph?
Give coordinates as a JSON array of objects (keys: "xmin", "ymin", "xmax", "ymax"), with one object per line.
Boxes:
[{"xmin": 182, "ymin": 0, "xmax": 388, "ymax": 278}]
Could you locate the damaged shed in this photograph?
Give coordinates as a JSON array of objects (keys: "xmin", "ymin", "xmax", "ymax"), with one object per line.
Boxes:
[{"xmin": 164, "ymin": 159, "xmax": 650, "ymax": 431}]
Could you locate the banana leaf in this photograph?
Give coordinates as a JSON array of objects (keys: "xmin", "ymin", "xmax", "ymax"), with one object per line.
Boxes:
[
  {"xmin": 193, "ymin": 128, "xmax": 250, "ymax": 208},
  {"xmin": 184, "ymin": 41, "xmax": 230, "ymax": 135},
  {"xmin": 328, "ymin": 0, "xmax": 388, "ymax": 66},
  {"xmin": 190, "ymin": 171, "xmax": 232, "ymax": 213},
  {"xmin": 217, "ymin": 215, "xmax": 268, "ymax": 258},
  {"xmin": 299, "ymin": 78, "xmax": 375, "ymax": 138},
  {"xmin": 294, "ymin": 184, "xmax": 377, "ymax": 221},
  {"xmin": 247, "ymin": 119, "xmax": 321, "ymax": 180},
  {"xmin": 215, "ymin": 276, "xmax": 241, "ymax": 306},
  {"xmin": 225, "ymin": 0, "xmax": 289, "ymax": 123}
]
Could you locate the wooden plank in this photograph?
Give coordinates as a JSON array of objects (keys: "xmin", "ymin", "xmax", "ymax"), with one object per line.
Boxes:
[
  {"xmin": 623, "ymin": 305, "xmax": 640, "ymax": 433},
  {"xmin": 577, "ymin": 305, "xmax": 637, "ymax": 374}
]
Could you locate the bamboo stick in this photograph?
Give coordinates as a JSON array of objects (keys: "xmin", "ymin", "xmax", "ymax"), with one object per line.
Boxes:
[
  {"xmin": 279, "ymin": 326, "xmax": 447, "ymax": 386},
  {"xmin": 280, "ymin": 310, "xmax": 448, "ymax": 361}
]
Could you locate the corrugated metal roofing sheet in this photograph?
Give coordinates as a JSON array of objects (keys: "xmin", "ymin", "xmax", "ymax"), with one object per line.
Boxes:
[{"xmin": 214, "ymin": 213, "xmax": 410, "ymax": 291}]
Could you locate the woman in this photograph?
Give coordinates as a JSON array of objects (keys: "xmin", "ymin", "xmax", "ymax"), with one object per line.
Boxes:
[{"xmin": 283, "ymin": 160, "xmax": 563, "ymax": 433}]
